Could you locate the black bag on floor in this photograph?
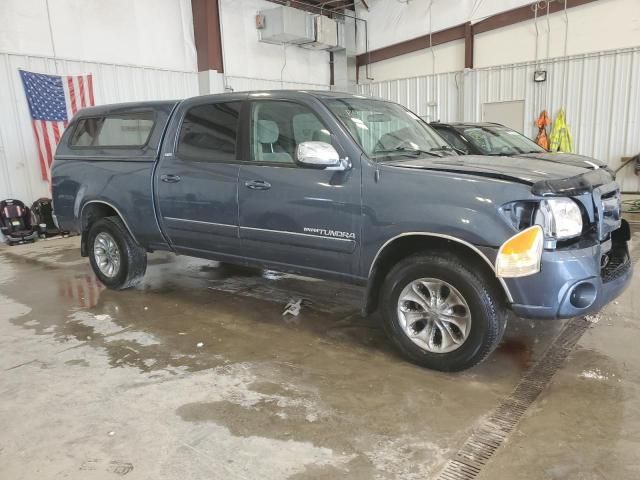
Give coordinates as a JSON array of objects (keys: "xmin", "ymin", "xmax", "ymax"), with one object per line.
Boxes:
[
  {"xmin": 31, "ymin": 197, "xmax": 66, "ymax": 237},
  {"xmin": 0, "ymin": 199, "xmax": 38, "ymax": 245}
]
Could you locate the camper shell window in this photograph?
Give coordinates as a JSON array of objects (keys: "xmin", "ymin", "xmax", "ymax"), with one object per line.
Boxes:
[{"xmin": 70, "ymin": 112, "xmax": 155, "ymax": 148}]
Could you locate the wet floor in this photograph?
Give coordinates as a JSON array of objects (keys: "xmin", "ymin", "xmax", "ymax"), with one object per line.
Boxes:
[{"xmin": 0, "ymin": 232, "xmax": 638, "ymax": 479}]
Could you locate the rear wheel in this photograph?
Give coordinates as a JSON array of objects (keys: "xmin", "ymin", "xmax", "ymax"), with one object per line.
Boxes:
[
  {"xmin": 88, "ymin": 216, "xmax": 147, "ymax": 289},
  {"xmin": 380, "ymin": 252, "xmax": 506, "ymax": 372}
]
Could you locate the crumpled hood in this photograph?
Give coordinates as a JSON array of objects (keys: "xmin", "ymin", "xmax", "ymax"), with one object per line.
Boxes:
[
  {"xmin": 388, "ymin": 154, "xmax": 590, "ymax": 184},
  {"xmin": 514, "ymin": 152, "xmax": 607, "ymax": 170},
  {"xmin": 386, "ymin": 154, "xmax": 615, "ymax": 195}
]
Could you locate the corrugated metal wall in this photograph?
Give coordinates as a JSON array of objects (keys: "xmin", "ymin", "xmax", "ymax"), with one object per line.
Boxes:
[
  {"xmin": 359, "ymin": 47, "xmax": 640, "ymax": 192},
  {"xmin": 0, "ymin": 52, "xmax": 199, "ymax": 204},
  {"xmin": 358, "ymin": 71, "xmax": 462, "ymax": 122},
  {"xmin": 465, "ymin": 47, "xmax": 640, "ymax": 192}
]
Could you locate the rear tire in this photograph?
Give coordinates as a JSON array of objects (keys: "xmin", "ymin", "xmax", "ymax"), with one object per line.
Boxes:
[
  {"xmin": 380, "ymin": 252, "xmax": 506, "ymax": 372},
  {"xmin": 88, "ymin": 216, "xmax": 147, "ymax": 289}
]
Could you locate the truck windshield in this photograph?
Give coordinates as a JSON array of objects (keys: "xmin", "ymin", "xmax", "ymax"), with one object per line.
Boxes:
[
  {"xmin": 461, "ymin": 125, "xmax": 546, "ymax": 156},
  {"xmin": 326, "ymin": 98, "xmax": 451, "ymax": 160}
]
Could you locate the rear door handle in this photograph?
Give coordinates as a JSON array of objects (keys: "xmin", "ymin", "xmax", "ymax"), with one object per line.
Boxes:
[
  {"xmin": 244, "ymin": 180, "xmax": 271, "ymax": 190},
  {"xmin": 160, "ymin": 174, "xmax": 181, "ymax": 183}
]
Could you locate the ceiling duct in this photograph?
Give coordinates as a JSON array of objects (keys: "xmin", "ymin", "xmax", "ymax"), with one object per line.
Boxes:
[
  {"xmin": 257, "ymin": 6, "xmax": 341, "ymax": 51},
  {"xmin": 257, "ymin": 6, "xmax": 315, "ymax": 45},
  {"xmin": 300, "ymin": 15, "xmax": 339, "ymax": 50}
]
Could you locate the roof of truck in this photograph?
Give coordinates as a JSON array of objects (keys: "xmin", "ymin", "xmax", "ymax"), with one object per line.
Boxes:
[
  {"xmin": 192, "ymin": 90, "xmax": 371, "ymax": 101},
  {"xmin": 72, "ymin": 100, "xmax": 179, "ymax": 117},
  {"xmin": 72, "ymin": 91, "xmax": 375, "ymax": 117}
]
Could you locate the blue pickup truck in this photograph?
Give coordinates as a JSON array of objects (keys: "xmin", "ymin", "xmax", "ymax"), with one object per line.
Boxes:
[{"xmin": 52, "ymin": 91, "xmax": 632, "ymax": 371}]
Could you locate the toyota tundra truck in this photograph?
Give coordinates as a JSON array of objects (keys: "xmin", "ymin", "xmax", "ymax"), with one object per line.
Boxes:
[{"xmin": 51, "ymin": 91, "xmax": 632, "ymax": 371}]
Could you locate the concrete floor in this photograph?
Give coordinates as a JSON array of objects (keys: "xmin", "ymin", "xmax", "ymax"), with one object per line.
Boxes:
[{"xmin": 0, "ymin": 227, "xmax": 638, "ymax": 480}]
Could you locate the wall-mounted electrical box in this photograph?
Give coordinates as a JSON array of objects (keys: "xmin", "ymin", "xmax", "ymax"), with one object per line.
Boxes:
[{"xmin": 257, "ymin": 6, "xmax": 314, "ymax": 45}]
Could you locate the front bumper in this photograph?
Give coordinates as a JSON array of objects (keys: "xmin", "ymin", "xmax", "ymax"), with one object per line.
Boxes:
[
  {"xmin": 506, "ymin": 224, "xmax": 632, "ymax": 320},
  {"xmin": 2, "ymin": 230, "xmax": 39, "ymax": 243}
]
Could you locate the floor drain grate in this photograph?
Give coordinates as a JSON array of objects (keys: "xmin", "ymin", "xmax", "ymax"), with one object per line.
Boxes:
[{"xmin": 436, "ymin": 316, "xmax": 590, "ymax": 480}]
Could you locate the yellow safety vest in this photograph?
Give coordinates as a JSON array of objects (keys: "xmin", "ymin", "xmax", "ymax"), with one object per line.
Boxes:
[{"xmin": 549, "ymin": 109, "xmax": 574, "ymax": 153}]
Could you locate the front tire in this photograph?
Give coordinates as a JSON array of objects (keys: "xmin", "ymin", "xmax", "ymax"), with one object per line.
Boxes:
[
  {"xmin": 88, "ymin": 216, "xmax": 147, "ymax": 289},
  {"xmin": 380, "ymin": 252, "xmax": 506, "ymax": 372}
]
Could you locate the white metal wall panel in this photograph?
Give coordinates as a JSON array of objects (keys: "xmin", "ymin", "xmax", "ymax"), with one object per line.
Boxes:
[
  {"xmin": 464, "ymin": 47, "xmax": 640, "ymax": 192},
  {"xmin": 224, "ymin": 75, "xmax": 329, "ymax": 92},
  {"xmin": 358, "ymin": 72, "xmax": 462, "ymax": 122},
  {"xmin": 0, "ymin": 52, "xmax": 199, "ymax": 204}
]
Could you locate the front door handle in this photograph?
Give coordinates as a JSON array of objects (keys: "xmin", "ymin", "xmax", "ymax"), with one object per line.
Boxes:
[
  {"xmin": 160, "ymin": 174, "xmax": 181, "ymax": 183},
  {"xmin": 244, "ymin": 180, "xmax": 271, "ymax": 191}
]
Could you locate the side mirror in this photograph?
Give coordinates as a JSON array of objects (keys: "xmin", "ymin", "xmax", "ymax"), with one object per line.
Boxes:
[{"xmin": 295, "ymin": 141, "xmax": 350, "ymax": 171}]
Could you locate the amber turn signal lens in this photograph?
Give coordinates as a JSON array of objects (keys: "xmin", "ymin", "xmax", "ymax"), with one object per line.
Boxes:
[{"xmin": 495, "ymin": 226, "xmax": 543, "ymax": 278}]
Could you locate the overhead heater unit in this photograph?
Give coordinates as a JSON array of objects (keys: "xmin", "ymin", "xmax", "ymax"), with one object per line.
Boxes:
[
  {"xmin": 331, "ymin": 21, "xmax": 349, "ymax": 52},
  {"xmin": 256, "ymin": 6, "xmax": 341, "ymax": 51},
  {"xmin": 301, "ymin": 15, "xmax": 339, "ymax": 50},
  {"xmin": 256, "ymin": 6, "xmax": 314, "ymax": 45}
]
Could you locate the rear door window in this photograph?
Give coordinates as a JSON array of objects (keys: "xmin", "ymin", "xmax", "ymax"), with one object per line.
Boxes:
[
  {"xmin": 71, "ymin": 112, "xmax": 155, "ymax": 147},
  {"xmin": 177, "ymin": 102, "xmax": 241, "ymax": 162}
]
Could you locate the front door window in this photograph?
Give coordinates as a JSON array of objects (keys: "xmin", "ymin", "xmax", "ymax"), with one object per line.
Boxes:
[{"xmin": 250, "ymin": 101, "xmax": 332, "ymax": 165}]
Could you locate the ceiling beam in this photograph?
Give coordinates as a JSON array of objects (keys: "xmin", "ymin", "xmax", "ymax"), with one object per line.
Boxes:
[
  {"xmin": 356, "ymin": 0, "xmax": 600, "ymax": 68},
  {"xmin": 474, "ymin": 0, "xmax": 598, "ymax": 34},
  {"xmin": 264, "ymin": 0, "xmax": 354, "ymax": 13},
  {"xmin": 357, "ymin": 24, "xmax": 467, "ymax": 67}
]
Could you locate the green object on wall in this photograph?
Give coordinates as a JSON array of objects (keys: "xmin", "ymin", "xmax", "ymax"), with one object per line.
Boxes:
[{"xmin": 549, "ymin": 109, "xmax": 574, "ymax": 153}]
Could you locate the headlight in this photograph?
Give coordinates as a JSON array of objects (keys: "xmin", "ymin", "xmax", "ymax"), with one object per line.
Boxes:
[
  {"xmin": 500, "ymin": 201, "xmax": 537, "ymax": 231},
  {"xmin": 534, "ymin": 198, "xmax": 583, "ymax": 239}
]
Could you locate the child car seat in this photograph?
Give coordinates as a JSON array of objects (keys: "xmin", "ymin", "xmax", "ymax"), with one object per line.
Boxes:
[
  {"xmin": 0, "ymin": 199, "xmax": 38, "ymax": 245},
  {"xmin": 31, "ymin": 197, "xmax": 66, "ymax": 238}
]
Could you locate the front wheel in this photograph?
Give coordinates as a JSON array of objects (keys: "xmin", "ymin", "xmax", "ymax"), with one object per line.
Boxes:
[
  {"xmin": 88, "ymin": 216, "xmax": 147, "ymax": 289},
  {"xmin": 380, "ymin": 252, "xmax": 506, "ymax": 372}
]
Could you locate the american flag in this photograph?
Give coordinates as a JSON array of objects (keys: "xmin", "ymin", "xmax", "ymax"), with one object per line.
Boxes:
[{"xmin": 19, "ymin": 70, "xmax": 95, "ymax": 182}]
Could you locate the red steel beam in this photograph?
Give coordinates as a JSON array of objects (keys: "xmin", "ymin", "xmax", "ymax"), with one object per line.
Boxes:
[
  {"xmin": 464, "ymin": 21, "xmax": 474, "ymax": 69},
  {"xmin": 357, "ymin": 23, "xmax": 466, "ymax": 67},
  {"xmin": 191, "ymin": 0, "xmax": 224, "ymax": 72},
  {"xmin": 474, "ymin": 0, "xmax": 598, "ymax": 34},
  {"xmin": 357, "ymin": 0, "xmax": 600, "ymax": 68}
]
